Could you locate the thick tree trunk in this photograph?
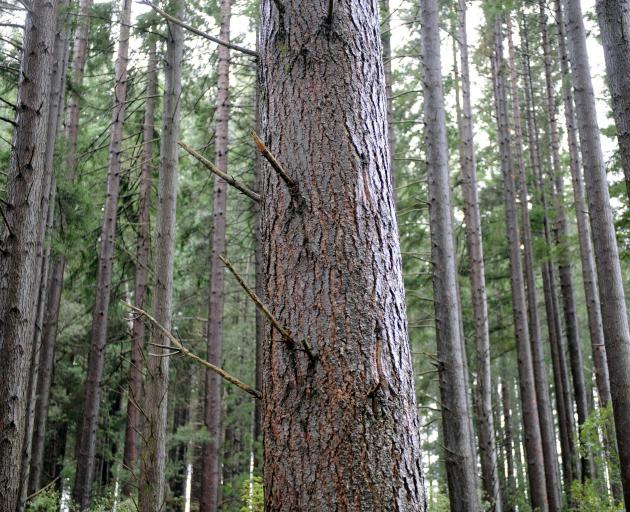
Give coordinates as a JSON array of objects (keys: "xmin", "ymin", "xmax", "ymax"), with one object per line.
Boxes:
[
  {"xmin": 72, "ymin": 1, "xmax": 132, "ymax": 508},
  {"xmin": 138, "ymin": 1, "xmax": 183, "ymax": 509},
  {"xmin": 539, "ymin": 3, "xmax": 592, "ymax": 480},
  {"xmin": 200, "ymin": 0, "xmax": 231, "ymax": 510},
  {"xmin": 421, "ymin": 1, "xmax": 480, "ymax": 510},
  {"xmin": 122, "ymin": 37, "xmax": 157, "ymax": 489},
  {"xmin": 490, "ymin": 16, "xmax": 549, "ymax": 512},
  {"xmin": 505, "ymin": 16, "xmax": 561, "ymax": 510},
  {"xmin": 562, "ymin": 0, "xmax": 630, "ymax": 505},
  {"xmin": 0, "ymin": 3, "xmax": 57, "ymax": 510},
  {"xmin": 455, "ymin": 2, "xmax": 502, "ymax": 509},
  {"xmin": 380, "ymin": 0, "xmax": 395, "ymax": 189},
  {"xmin": 596, "ymin": 0, "xmax": 630, "ymax": 203},
  {"xmin": 258, "ymin": 1, "xmax": 426, "ymax": 510}
]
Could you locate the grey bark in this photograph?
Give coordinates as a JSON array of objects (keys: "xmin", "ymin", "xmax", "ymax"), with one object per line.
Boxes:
[
  {"xmin": 562, "ymin": 0, "xmax": 630, "ymax": 505},
  {"xmin": 454, "ymin": 0, "xmax": 503, "ymax": 507},
  {"xmin": 421, "ymin": 1, "xmax": 480, "ymax": 510},
  {"xmin": 138, "ymin": 1, "xmax": 183, "ymax": 509},
  {"xmin": 122, "ymin": 36, "xmax": 157, "ymax": 489},
  {"xmin": 501, "ymin": 375, "xmax": 516, "ymax": 512},
  {"xmin": 491, "ymin": 15, "xmax": 549, "ymax": 512},
  {"xmin": 0, "ymin": 2, "xmax": 57, "ymax": 510},
  {"xmin": 201, "ymin": 0, "xmax": 231, "ymax": 509},
  {"xmin": 596, "ymin": 0, "xmax": 630, "ymax": 203},
  {"xmin": 72, "ymin": 0, "xmax": 133, "ymax": 508},
  {"xmin": 258, "ymin": 0, "xmax": 426, "ymax": 509}
]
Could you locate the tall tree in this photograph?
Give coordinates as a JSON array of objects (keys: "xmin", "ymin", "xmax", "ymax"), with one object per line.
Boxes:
[
  {"xmin": 421, "ymin": 0, "xmax": 480, "ymax": 509},
  {"xmin": 380, "ymin": 0, "xmax": 395, "ymax": 187},
  {"xmin": 201, "ymin": 0, "xmax": 231, "ymax": 508},
  {"xmin": 490, "ymin": 14, "xmax": 549, "ymax": 511},
  {"xmin": 72, "ymin": 0, "xmax": 133, "ymax": 508},
  {"xmin": 562, "ymin": 0, "xmax": 630, "ymax": 504},
  {"xmin": 258, "ymin": 0, "xmax": 426, "ymax": 509},
  {"xmin": 595, "ymin": 0, "xmax": 630, "ymax": 203},
  {"xmin": 122, "ymin": 36, "xmax": 157, "ymax": 488},
  {"xmin": 455, "ymin": 1, "xmax": 502, "ymax": 508},
  {"xmin": 0, "ymin": 2, "xmax": 58, "ymax": 509},
  {"xmin": 505, "ymin": 15, "xmax": 561, "ymax": 509},
  {"xmin": 138, "ymin": 1, "xmax": 183, "ymax": 508}
]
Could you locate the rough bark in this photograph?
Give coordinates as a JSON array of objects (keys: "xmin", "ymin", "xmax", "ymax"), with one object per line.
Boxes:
[
  {"xmin": 455, "ymin": 2, "xmax": 502, "ymax": 509},
  {"xmin": 562, "ymin": 0, "xmax": 630, "ymax": 505},
  {"xmin": 506, "ymin": 16, "xmax": 561, "ymax": 510},
  {"xmin": 72, "ymin": 0, "xmax": 133, "ymax": 508},
  {"xmin": 0, "ymin": 2, "xmax": 57, "ymax": 510},
  {"xmin": 258, "ymin": 1, "xmax": 426, "ymax": 510},
  {"xmin": 380, "ymin": 0, "xmax": 395, "ymax": 190},
  {"xmin": 491, "ymin": 16, "xmax": 549, "ymax": 512},
  {"xmin": 29, "ymin": 0, "xmax": 94, "ymax": 493},
  {"xmin": 122, "ymin": 36, "xmax": 157, "ymax": 489},
  {"xmin": 596, "ymin": 0, "xmax": 630, "ymax": 203},
  {"xmin": 421, "ymin": 1, "xmax": 480, "ymax": 510},
  {"xmin": 138, "ymin": 1, "xmax": 183, "ymax": 509},
  {"xmin": 539, "ymin": 3, "xmax": 592, "ymax": 481},
  {"xmin": 201, "ymin": 0, "xmax": 231, "ymax": 509}
]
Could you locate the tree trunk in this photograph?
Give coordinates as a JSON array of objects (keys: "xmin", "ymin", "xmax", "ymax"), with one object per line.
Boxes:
[
  {"xmin": 258, "ymin": 1, "xmax": 426, "ymax": 509},
  {"xmin": 31, "ymin": 2, "xmax": 94, "ymax": 489},
  {"xmin": 455, "ymin": 1, "xmax": 502, "ymax": 508},
  {"xmin": 505, "ymin": 16, "xmax": 561, "ymax": 510},
  {"xmin": 138, "ymin": 1, "xmax": 183, "ymax": 509},
  {"xmin": 380, "ymin": 0, "xmax": 395, "ymax": 190},
  {"xmin": 595, "ymin": 0, "xmax": 630, "ymax": 203},
  {"xmin": 490, "ymin": 15, "xmax": 549, "ymax": 512},
  {"xmin": 421, "ymin": 1, "xmax": 480, "ymax": 510},
  {"xmin": 501, "ymin": 375, "xmax": 516, "ymax": 512},
  {"xmin": 122, "ymin": 36, "xmax": 157, "ymax": 491},
  {"xmin": 539, "ymin": 2, "xmax": 593, "ymax": 480},
  {"xmin": 200, "ymin": 0, "xmax": 231, "ymax": 510},
  {"xmin": 0, "ymin": 2, "xmax": 57, "ymax": 510},
  {"xmin": 562, "ymin": 0, "xmax": 630, "ymax": 505},
  {"xmin": 72, "ymin": 1, "xmax": 132, "ymax": 508}
]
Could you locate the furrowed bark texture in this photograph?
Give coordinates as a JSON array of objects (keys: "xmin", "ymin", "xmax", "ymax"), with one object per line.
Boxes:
[
  {"xmin": 491, "ymin": 18, "xmax": 549, "ymax": 512},
  {"xmin": 122, "ymin": 36, "xmax": 157, "ymax": 487},
  {"xmin": 596, "ymin": 0, "xmax": 630, "ymax": 203},
  {"xmin": 456, "ymin": 1, "xmax": 502, "ymax": 509},
  {"xmin": 201, "ymin": 0, "xmax": 231, "ymax": 509},
  {"xmin": 506, "ymin": 16, "xmax": 561, "ymax": 510},
  {"xmin": 138, "ymin": 2, "xmax": 183, "ymax": 509},
  {"xmin": 0, "ymin": 3, "xmax": 57, "ymax": 510},
  {"xmin": 30, "ymin": 0, "xmax": 94, "ymax": 493},
  {"xmin": 562, "ymin": 0, "xmax": 630, "ymax": 505},
  {"xmin": 258, "ymin": 1, "xmax": 426, "ymax": 510},
  {"xmin": 380, "ymin": 0, "xmax": 395, "ymax": 189},
  {"xmin": 73, "ymin": 0, "xmax": 132, "ymax": 508},
  {"xmin": 422, "ymin": 1, "xmax": 480, "ymax": 510}
]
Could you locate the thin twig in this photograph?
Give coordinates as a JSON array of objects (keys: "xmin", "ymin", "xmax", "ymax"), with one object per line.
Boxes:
[
  {"xmin": 326, "ymin": 0, "xmax": 334, "ymax": 23},
  {"xmin": 251, "ymin": 131, "xmax": 298, "ymax": 192},
  {"xmin": 178, "ymin": 140, "xmax": 260, "ymax": 202},
  {"xmin": 123, "ymin": 301, "xmax": 261, "ymax": 399},
  {"xmin": 141, "ymin": 1, "xmax": 258, "ymax": 58},
  {"xmin": 26, "ymin": 476, "xmax": 60, "ymax": 502},
  {"xmin": 219, "ymin": 255, "xmax": 316, "ymax": 360}
]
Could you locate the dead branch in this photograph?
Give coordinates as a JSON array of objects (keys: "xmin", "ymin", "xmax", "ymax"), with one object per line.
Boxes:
[
  {"xmin": 252, "ymin": 131, "xmax": 299, "ymax": 193},
  {"xmin": 141, "ymin": 1, "xmax": 258, "ymax": 58},
  {"xmin": 123, "ymin": 301, "xmax": 261, "ymax": 399},
  {"xmin": 178, "ymin": 140, "xmax": 260, "ymax": 202}
]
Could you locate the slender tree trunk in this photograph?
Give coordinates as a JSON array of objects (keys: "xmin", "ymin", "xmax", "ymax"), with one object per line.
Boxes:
[
  {"xmin": 31, "ymin": 3, "xmax": 94, "ymax": 488},
  {"xmin": 258, "ymin": 1, "xmax": 426, "ymax": 509},
  {"xmin": 562, "ymin": 0, "xmax": 630, "ymax": 505},
  {"xmin": 490, "ymin": 15, "xmax": 549, "ymax": 512},
  {"xmin": 453, "ymin": 0, "xmax": 502, "ymax": 508},
  {"xmin": 122, "ymin": 37, "xmax": 157, "ymax": 490},
  {"xmin": 138, "ymin": 1, "xmax": 183, "ymax": 509},
  {"xmin": 0, "ymin": 3, "xmax": 57, "ymax": 510},
  {"xmin": 501, "ymin": 375, "xmax": 516, "ymax": 512},
  {"xmin": 539, "ymin": 2, "xmax": 592, "ymax": 480},
  {"xmin": 505, "ymin": 16, "xmax": 561, "ymax": 510},
  {"xmin": 72, "ymin": 1, "xmax": 133, "ymax": 508},
  {"xmin": 201, "ymin": 0, "xmax": 231, "ymax": 510},
  {"xmin": 595, "ymin": 0, "xmax": 630, "ymax": 203},
  {"xmin": 421, "ymin": 1, "xmax": 479, "ymax": 510},
  {"xmin": 19, "ymin": 4, "xmax": 70, "ymax": 505}
]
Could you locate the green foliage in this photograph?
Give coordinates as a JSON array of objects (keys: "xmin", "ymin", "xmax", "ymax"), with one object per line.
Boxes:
[
  {"xmin": 26, "ymin": 488, "xmax": 60, "ymax": 512},
  {"xmin": 240, "ymin": 476, "xmax": 263, "ymax": 512}
]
